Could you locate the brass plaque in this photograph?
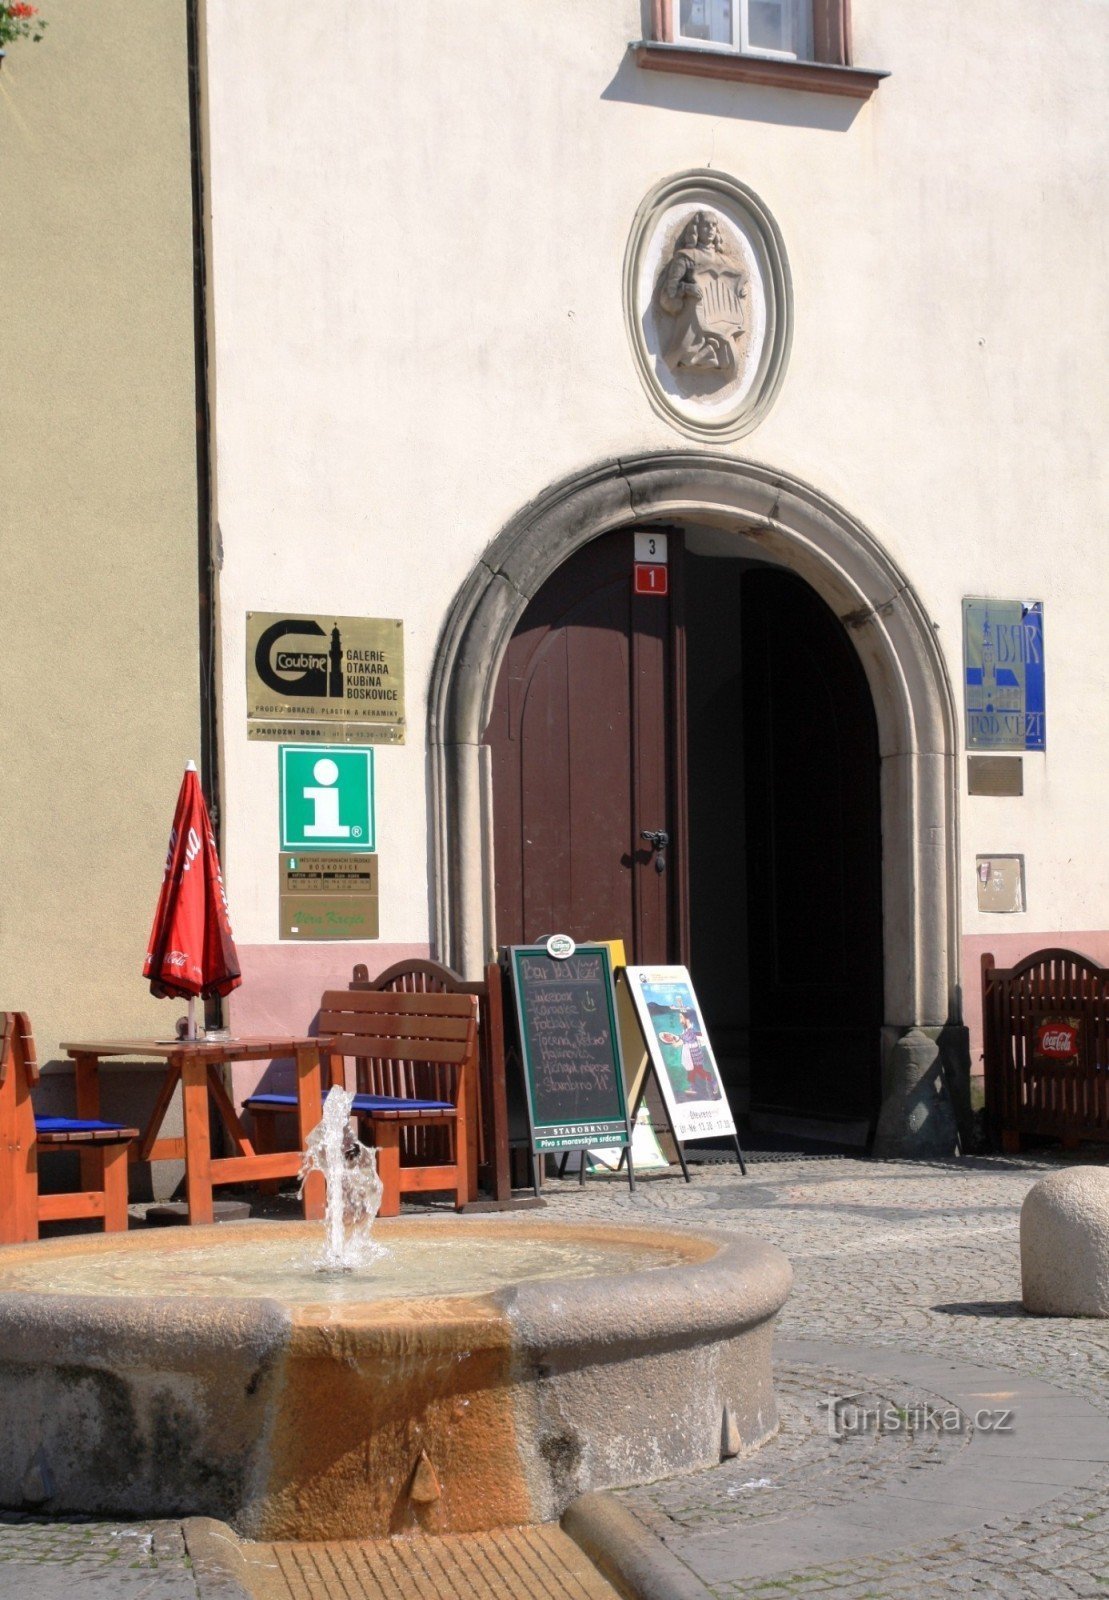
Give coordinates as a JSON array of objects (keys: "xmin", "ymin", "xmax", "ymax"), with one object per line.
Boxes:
[
  {"xmin": 247, "ymin": 613, "xmax": 405, "ymax": 744},
  {"xmin": 967, "ymin": 756, "xmax": 1023, "ymax": 797},
  {"xmin": 279, "ymin": 853, "xmax": 378, "ymax": 940},
  {"xmin": 279, "ymin": 895, "xmax": 379, "ymax": 941},
  {"xmin": 280, "ymin": 853, "xmax": 379, "ymax": 895}
]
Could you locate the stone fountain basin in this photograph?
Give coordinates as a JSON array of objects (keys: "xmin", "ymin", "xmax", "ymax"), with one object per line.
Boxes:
[{"xmin": 0, "ymin": 1217, "xmax": 791, "ymax": 1539}]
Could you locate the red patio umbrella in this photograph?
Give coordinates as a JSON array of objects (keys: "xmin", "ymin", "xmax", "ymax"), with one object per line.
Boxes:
[{"xmin": 143, "ymin": 761, "xmax": 241, "ymax": 1037}]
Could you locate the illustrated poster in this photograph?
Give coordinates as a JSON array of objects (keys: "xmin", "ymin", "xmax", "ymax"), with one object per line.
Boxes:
[{"xmin": 624, "ymin": 966, "xmax": 736, "ymax": 1143}]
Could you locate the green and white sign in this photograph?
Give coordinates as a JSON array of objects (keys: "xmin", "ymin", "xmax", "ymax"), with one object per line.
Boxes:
[{"xmin": 279, "ymin": 745, "xmax": 375, "ymax": 853}]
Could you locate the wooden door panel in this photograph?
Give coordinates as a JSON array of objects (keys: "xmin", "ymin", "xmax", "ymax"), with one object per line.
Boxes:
[
  {"xmin": 517, "ymin": 630, "xmax": 576, "ymax": 938},
  {"xmin": 565, "ymin": 613, "xmax": 633, "ymax": 941},
  {"xmin": 631, "ymin": 594, "xmax": 671, "ymax": 964},
  {"xmin": 486, "ymin": 532, "xmax": 673, "ymax": 961}
]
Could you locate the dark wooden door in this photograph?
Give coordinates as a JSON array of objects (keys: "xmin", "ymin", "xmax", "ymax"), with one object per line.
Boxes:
[
  {"xmin": 742, "ymin": 568, "xmax": 883, "ymax": 1122},
  {"xmin": 485, "ymin": 531, "xmax": 675, "ymax": 962}
]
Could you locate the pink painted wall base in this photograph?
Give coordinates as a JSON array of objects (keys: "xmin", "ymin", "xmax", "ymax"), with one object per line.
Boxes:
[{"xmin": 224, "ymin": 942, "xmax": 432, "ymax": 1105}]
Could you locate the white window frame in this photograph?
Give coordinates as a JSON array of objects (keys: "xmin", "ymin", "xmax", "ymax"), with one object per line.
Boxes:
[{"xmin": 676, "ymin": 0, "xmax": 812, "ymax": 64}]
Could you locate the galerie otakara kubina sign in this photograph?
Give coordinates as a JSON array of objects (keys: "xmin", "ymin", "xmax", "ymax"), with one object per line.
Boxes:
[{"xmin": 247, "ymin": 613, "xmax": 405, "ymax": 744}]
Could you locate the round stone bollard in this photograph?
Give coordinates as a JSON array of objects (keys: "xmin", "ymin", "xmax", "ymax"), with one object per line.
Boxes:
[{"xmin": 1020, "ymin": 1167, "xmax": 1109, "ymax": 1317}]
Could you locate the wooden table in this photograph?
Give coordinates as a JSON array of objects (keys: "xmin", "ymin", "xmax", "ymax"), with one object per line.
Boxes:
[{"xmin": 60, "ymin": 1037, "xmax": 327, "ymax": 1225}]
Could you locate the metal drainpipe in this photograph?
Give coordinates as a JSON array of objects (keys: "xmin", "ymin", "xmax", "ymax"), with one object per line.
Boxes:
[{"xmin": 185, "ymin": 0, "xmax": 223, "ymax": 1029}]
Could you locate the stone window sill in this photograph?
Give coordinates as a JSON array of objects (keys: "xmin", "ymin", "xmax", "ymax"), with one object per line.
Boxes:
[{"xmin": 630, "ymin": 40, "xmax": 888, "ymax": 101}]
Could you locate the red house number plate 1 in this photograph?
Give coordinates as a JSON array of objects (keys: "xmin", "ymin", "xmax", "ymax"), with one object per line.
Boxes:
[{"xmin": 634, "ymin": 563, "xmax": 669, "ymax": 596}]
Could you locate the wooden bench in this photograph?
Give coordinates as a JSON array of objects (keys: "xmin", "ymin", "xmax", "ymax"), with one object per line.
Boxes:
[
  {"xmin": 247, "ymin": 989, "xmax": 480, "ymax": 1216},
  {"xmin": 1, "ymin": 1012, "xmax": 138, "ymax": 1244}
]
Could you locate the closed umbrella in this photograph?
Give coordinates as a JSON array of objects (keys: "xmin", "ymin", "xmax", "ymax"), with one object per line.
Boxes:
[{"xmin": 143, "ymin": 761, "xmax": 241, "ymax": 1038}]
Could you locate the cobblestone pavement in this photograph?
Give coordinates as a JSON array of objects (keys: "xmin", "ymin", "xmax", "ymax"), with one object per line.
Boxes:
[
  {"xmin": 0, "ymin": 1152, "xmax": 1105, "ymax": 1598},
  {"xmin": 553, "ymin": 1151, "xmax": 1108, "ymax": 1599},
  {"xmin": 620, "ymin": 1361, "xmax": 975, "ymax": 1536},
  {"xmin": 0, "ymin": 1516, "xmax": 199, "ymax": 1598}
]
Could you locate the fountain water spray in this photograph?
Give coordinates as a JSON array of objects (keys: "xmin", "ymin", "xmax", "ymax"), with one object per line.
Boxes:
[{"xmin": 298, "ymin": 1086, "xmax": 384, "ymax": 1271}]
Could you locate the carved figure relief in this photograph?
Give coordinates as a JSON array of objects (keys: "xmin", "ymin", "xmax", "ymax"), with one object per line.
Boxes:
[
  {"xmin": 624, "ymin": 172, "xmax": 791, "ymax": 441},
  {"xmin": 657, "ymin": 210, "xmax": 748, "ymax": 377}
]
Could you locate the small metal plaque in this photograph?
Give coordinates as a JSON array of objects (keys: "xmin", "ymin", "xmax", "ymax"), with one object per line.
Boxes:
[
  {"xmin": 247, "ymin": 613, "xmax": 405, "ymax": 743},
  {"xmin": 975, "ymin": 855, "xmax": 1025, "ymax": 914},
  {"xmin": 279, "ymin": 852, "xmax": 378, "ymax": 940},
  {"xmin": 281, "ymin": 853, "xmax": 378, "ymax": 895},
  {"xmin": 634, "ymin": 532, "xmax": 668, "ymax": 565},
  {"xmin": 967, "ymin": 756, "xmax": 1023, "ymax": 797}
]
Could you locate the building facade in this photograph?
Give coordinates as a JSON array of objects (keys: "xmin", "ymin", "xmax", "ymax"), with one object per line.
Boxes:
[
  {"xmin": 7, "ymin": 2, "xmax": 1108, "ymax": 1156},
  {"xmin": 1, "ymin": 0, "xmax": 203, "ymax": 1080}
]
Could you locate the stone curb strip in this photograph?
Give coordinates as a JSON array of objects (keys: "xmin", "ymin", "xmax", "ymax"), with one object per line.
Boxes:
[
  {"xmin": 562, "ymin": 1491, "xmax": 716, "ymax": 1600},
  {"xmin": 182, "ymin": 1518, "xmax": 255, "ymax": 1600}
]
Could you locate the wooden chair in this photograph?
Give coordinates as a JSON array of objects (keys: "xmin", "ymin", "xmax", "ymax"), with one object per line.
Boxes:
[
  {"xmin": 350, "ymin": 960, "xmax": 512, "ymax": 1204},
  {"xmin": 246, "ymin": 989, "xmax": 480, "ymax": 1216},
  {"xmin": 322, "ymin": 988, "xmax": 479, "ymax": 1216},
  {"xmin": 0, "ymin": 1012, "xmax": 138, "ymax": 1244}
]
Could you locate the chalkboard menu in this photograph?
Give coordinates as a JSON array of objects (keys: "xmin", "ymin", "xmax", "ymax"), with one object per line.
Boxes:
[{"xmin": 507, "ymin": 944, "xmax": 631, "ymax": 1154}]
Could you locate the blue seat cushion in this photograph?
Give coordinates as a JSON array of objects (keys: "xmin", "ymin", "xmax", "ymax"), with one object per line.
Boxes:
[
  {"xmin": 352, "ymin": 1093, "xmax": 455, "ymax": 1113},
  {"xmin": 246, "ymin": 1091, "xmax": 455, "ymax": 1114},
  {"xmin": 35, "ymin": 1116, "xmax": 130, "ymax": 1135}
]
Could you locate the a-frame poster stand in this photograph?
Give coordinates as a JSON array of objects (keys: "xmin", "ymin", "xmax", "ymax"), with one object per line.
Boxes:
[{"xmin": 618, "ymin": 962, "xmax": 747, "ymax": 1180}]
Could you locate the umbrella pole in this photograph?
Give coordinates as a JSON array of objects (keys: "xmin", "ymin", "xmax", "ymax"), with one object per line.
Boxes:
[{"xmin": 187, "ymin": 996, "xmax": 197, "ymax": 1041}]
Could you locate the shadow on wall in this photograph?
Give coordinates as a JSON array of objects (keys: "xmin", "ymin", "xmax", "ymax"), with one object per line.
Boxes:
[{"xmin": 601, "ymin": 48, "xmax": 866, "ymax": 132}]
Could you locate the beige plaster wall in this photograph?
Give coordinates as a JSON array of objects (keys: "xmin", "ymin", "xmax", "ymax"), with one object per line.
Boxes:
[
  {"xmin": 201, "ymin": 2, "xmax": 1108, "ymax": 981},
  {"xmin": 0, "ymin": 1, "xmax": 201, "ymax": 1064}
]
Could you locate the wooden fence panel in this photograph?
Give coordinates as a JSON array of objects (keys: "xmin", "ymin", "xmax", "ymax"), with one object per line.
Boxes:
[{"xmin": 982, "ymin": 948, "xmax": 1109, "ymax": 1150}]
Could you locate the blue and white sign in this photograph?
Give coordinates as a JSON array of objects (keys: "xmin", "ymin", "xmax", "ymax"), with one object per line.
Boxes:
[{"xmin": 963, "ymin": 600, "xmax": 1045, "ymax": 752}]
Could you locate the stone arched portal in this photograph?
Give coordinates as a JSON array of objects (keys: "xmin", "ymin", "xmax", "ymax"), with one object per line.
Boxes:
[{"xmin": 428, "ymin": 452, "xmax": 969, "ymax": 1151}]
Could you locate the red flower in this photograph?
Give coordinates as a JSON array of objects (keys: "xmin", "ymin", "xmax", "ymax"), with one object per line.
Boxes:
[{"xmin": 9, "ymin": 4, "xmax": 38, "ymax": 17}]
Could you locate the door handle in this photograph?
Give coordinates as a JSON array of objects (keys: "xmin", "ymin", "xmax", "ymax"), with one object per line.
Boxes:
[{"xmin": 640, "ymin": 829, "xmax": 669, "ymax": 873}]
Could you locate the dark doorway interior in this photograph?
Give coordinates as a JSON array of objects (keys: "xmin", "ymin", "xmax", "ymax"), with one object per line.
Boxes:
[{"xmin": 685, "ymin": 554, "xmax": 883, "ymax": 1126}]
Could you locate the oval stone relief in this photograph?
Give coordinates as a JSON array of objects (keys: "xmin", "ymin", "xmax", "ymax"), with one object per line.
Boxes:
[{"xmin": 624, "ymin": 171, "xmax": 792, "ymax": 442}]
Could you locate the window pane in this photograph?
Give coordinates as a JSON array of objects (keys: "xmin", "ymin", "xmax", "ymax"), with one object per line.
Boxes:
[
  {"xmin": 748, "ymin": 0, "xmax": 802, "ymax": 54},
  {"xmin": 679, "ymin": 0, "xmax": 733, "ymax": 45}
]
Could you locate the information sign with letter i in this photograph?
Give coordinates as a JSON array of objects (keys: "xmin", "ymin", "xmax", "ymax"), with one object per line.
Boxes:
[{"xmin": 279, "ymin": 745, "xmax": 375, "ymax": 852}]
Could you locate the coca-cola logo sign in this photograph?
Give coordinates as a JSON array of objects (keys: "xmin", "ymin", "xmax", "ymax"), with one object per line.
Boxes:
[{"xmin": 1035, "ymin": 1017, "xmax": 1080, "ymax": 1060}]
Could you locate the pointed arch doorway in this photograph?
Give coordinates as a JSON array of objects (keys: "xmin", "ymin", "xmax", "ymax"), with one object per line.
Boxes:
[{"xmin": 429, "ymin": 454, "xmax": 967, "ymax": 1149}]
